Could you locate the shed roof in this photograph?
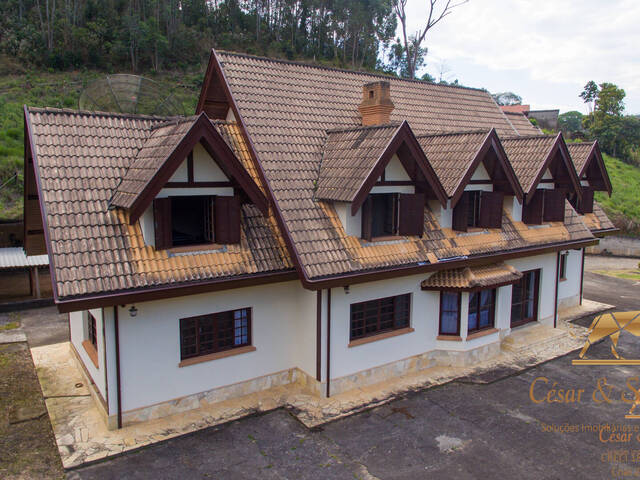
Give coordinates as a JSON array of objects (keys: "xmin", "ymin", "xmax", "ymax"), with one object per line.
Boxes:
[
  {"xmin": 0, "ymin": 248, "xmax": 49, "ymax": 269},
  {"xmin": 421, "ymin": 262, "xmax": 522, "ymax": 291}
]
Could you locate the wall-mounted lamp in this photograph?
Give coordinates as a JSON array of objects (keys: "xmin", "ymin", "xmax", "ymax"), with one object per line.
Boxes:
[
  {"xmin": 128, "ymin": 305, "xmax": 138, "ymax": 317},
  {"xmin": 344, "ymin": 285, "xmax": 350, "ymax": 295}
]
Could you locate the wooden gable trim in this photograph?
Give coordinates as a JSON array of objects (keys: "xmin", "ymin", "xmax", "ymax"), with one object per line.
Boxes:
[
  {"xmin": 350, "ymin": 121, "xmax": 447, "ymax": 215},
  {"xmin": 128, "ymin": 112, "xmax": 268, "ymax": 223},
  {"xmin": 580, "ymin": 142, "xmax": 612, "ymax": 196},
  {"xmin": 23, "ymin": 105, "xmax": 60, "ymax": 303},
  {"xmin": 524, "ymin": 133, "xmax": 582, "ymax": 205},
  {"xmin": 449, "ymin": 129, "xmax": 524, "ymax": 209}
]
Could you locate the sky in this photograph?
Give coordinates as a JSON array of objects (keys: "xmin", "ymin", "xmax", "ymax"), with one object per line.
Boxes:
[{"xmin": 401, "ymin": 0, "xmax": 640, "ymax": 114}]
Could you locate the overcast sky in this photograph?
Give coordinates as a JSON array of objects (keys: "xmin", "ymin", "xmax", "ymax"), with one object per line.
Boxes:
[{"xmin": 401, "ymin": 0, "xmax": 640, "ymax": 114}]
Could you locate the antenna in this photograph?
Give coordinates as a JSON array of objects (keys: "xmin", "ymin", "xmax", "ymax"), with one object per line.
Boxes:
[{"xmin": 79, "ymin": 74, "xmax": 185, "ymax": 116}]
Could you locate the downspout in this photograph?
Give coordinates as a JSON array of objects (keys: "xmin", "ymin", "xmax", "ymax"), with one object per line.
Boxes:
[
  {"xmin": 554, "ymin": 252, "xmax": 560, "ymax": 328},
  {"xmin": 579, "ymin": 248, "xmax": 585, "ymax": 305},
  {"xmin": 316, "ymin": 290, "xmax": 322, "ymax": 382},
  {"xmin": 114, "ymin": 305, "xmax": 122, "ymax": 429},
  {"xmin": 326, "ymin": 288, "xmax": 331, "ymax": 398}
]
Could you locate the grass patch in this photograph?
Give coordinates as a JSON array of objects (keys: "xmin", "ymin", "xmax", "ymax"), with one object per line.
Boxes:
[
  {"xmin": 594, "ymin": 269, "xmax": 640, "ymax": 281},
  {"xmin": 0, "ymin": 322, "xmax": 19, "ymax": 331},
  {"xmin": 595, "ymin": 154, "xmax": 640, "ymax": 234}
]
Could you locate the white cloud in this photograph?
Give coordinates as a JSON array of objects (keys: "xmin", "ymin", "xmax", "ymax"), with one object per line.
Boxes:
[{"xmin": 401, "ymin": 0, "xmax": 640, "ymax": 113}]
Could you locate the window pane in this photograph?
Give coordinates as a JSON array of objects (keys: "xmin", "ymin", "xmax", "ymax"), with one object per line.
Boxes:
[
  {"xmin": 441, "ymin": 312, "xmax": 459, "ymax": 334},
  {"xmin": 480, "ymin": 290, "xmax": 493, "ymax": 308},
  {"xmin": 511, "ymin": 303, "xmax": 522, "ymax": 324},
  {"xmin": 479, "ymin": 307, "xmax": 492, "ymax": 328},
  {"xmin": 442, "ymin": 292, "xmax": 459, "ymax": 312},
  {"xmin": 468, "ymin": 311, "xmax": 478, "ymax": 331},
  {"xmin": 350, "ymin": 294, "xmax": 411, "ymax": 340}
]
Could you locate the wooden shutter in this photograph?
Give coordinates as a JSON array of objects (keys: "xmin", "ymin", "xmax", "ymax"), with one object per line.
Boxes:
[
  {"xmin": 543, "ymin": 189, "xmax": 565, "ymax": 222},
  {"xmin": 398, "ymin": 193, "xmax": 425, "ymax": 236},
  {"xmin": 215, "ymin": 195, "xmax": 242, "ymax": 244},
  {"xmin": 452, "ymin": 192, "xmax": 469, "ymax": 232},
  {"xmin": 361, "ymin": 196, "xmax": 373, "ymax": 241},
  {"xmin": 478, "ymin": 191, "xmax": 504, "ymax": 229},
  {"xmin": 523, "ymin": 189, "xmax": 544, "ymax": 225},
  {"xmin": 204, "ymin": 196, "xmax": 215, "ymax": 242},
  {"xmin": 580, "ymin": 187, "xmax": 594, "ymax": 214},
  {"xmin": 153, "ymin": 197, "xmax": 172, "ymax": 249}
]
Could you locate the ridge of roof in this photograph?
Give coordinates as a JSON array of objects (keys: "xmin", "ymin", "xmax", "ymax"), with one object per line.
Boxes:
[
  {"xmin": 150, "ymin": 115, "xmax": 200, "ymax": 130},
  {"xmin": 325, "ymin": 122, "xmax": 401, "ymax": 134},
  {"xmin": 501, "ymin": 133, "xmax": 557, "ymax": 141},
  {"xmin": 26, "ymin": 106, "xmax": 175, "ymax": 122},
  {"xmin": 216, "ymin": 50, "xmax": 489, "ymax": 93},
  {"xmin": 416, "ymin": 129, "xmax": 490, "ymax": 139}
]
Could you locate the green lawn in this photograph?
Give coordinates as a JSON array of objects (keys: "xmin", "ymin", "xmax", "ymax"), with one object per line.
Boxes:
[
  {"xmin": 595, "ymin": 154, "xmax": 640, "ymax": 234},
  {"xmin": 0, "ymin": 70, "xmax": 201, "ymax": 220}
]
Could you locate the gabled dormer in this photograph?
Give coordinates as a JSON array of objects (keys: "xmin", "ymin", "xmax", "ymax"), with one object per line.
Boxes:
[
  {"xmin": 315, "ymin": 120, "xmax": 447, "ymax": 241},
  {"xmin": 567, "ymin": 141, "xmax": 612, "ymax": 214},
  {"xmin": 502, "ymin": 133, "xmax": 581, "ymax": 225},
  {"xmin": 110, "ymin": 113, "xmax": 267, "ymax": 251},
  {"xmin": 417, "ymin": 129, "xmax": 523, "ymax": 232}
]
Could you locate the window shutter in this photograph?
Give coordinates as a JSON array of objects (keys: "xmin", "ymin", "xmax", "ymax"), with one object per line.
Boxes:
[
  {"xmin": 543, "ymin": 189, "xmax": 565, "ymax": 222},
  {"xmin": 215, "ymin": 195, "xmax": 242, "ymax": 244},
  {"xmin": 478, "ymin": 191, "xmax": 504, "ymax": 229},
  {"xmin": 204, "ymin": 196, "xmax": 215, "ymax": 242},
  {"xmin": 153, "ymin": 197, "xmax": 172, "ymax": 249},
  {"xmin": 361, "ymin": 196, "xmax": 373, "ymax": 241},
  {"xmin": 523, "ymin": 189, "xmax": 544, "ymax": 225},
  {"xmin": 580, "ymin": 187, "xmax": 594, "ymax": 214},
  {"xmin": 452, "ymin": 192, "xmax": 469, "ymax": 232},
  {"xmin": 398, "ymin": 193, "xmax": 425, "ymax": 236}
]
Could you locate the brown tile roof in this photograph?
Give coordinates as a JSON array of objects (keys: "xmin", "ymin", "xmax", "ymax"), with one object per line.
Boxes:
[
  {"xmin": 501, "ymin": 105, "xmax": 530, "ymax": 114},
  {"xmin": 503, "ymin": 111, "xmax": 542, "ymax": 136},
  {"xmin": 500, "ymin": 135, "xmax": 557, "ymax": 193},
  {"xmin": 110, "ymin": 117, "xmax": 197, "ymax": 209},
  {"xmin": 582, "ymin": 203, "xmax": 616, "ymax": 233},
  {"xmin": 315, "ymin": 124, "xmax": 400, "ymax": 202},
  {"xmin": 421, "ymin": 262, "xmax": 522, "ymax": 290},
  {"xmin": 567, "ymin": 142, "xmax": 595, "ymax": 175},
  {"xmin": 213, "ymin": 51, "xmax": 596, "ymax": 280},
  {"xmin": 26, "ymin": 107, "xmax": 293, "ymax": 299},
  {"xmin": 416, "ymin": 130, "xmax": 489, "ymax": 197}
]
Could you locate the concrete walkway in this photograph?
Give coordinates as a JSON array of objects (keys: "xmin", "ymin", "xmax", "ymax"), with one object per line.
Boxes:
[{"xmin": 31, "ymin": 300, "xmax": 611, "ymax": 469}]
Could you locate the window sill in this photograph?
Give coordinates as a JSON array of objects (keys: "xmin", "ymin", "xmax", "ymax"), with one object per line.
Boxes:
[
  {"xmin": 179, "ymin": 345, "xmax": 256, "ymax": 367},
  {"xmin": 348, "ymin": 327, "xmax": 414, "ymax": 348},
  {"xmin": 437, "ymin": 334, "xmax": 462, "ymax": 341},
  {"xmin": 82, "ymin": 340, "xmax": 99, "ymax": 369},
  {"xmin": 466, "ymin": 327, "xmax": 499, "ymax": 341},
  {"xmin": 559, "ymin": 277, "xmax": 567, "ymax": 282},
  {"xmin": 169, "ymin": 243, "xmax": 223, "ymax": 254}
]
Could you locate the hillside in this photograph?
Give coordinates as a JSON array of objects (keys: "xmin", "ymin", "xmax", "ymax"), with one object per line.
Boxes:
[
  {"xmin": 596, "ymin": 154, "xmax": 640, "ymax": 235},
  {"xmin": 0, "ymin": 70, "xmax": 201, "ymax": 220}
]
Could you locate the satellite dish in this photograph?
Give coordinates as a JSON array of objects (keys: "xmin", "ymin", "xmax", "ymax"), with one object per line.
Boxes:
[{"xmin": 79, "ymin": 74, "xmax": 185, "ymax": 116}]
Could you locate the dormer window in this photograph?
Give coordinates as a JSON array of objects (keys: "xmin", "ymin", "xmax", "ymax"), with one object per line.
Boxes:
[
  {"xmin": 370, "ymin": 193, "xmax": 398, "ymax": 238},
  {"xmin": 522, "ymin": 189, "xmax": 565, "ymax": 225},
  {"xmin": 466, "ymin": 191, "xmax": 481, "ymax": 228},
  {"xmin": 453, "ymin": 191, "xmax": 504, "ymax": 232},
  {"xmin": 361, "ymin": 192, "xmax": 425, "ymax": 241},
  {"xmin": 154, "ymin": 195, "xmax": 241, "ymax": 250}
]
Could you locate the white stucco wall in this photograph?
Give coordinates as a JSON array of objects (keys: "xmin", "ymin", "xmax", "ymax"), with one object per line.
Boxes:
[
  {"xmin": 334, "ymin": 202, "xmax": 362, "ymax": 237},
  {"xmin": 70, "ymin": 308, "xmax": 107, "ymax": 400},
  {"xmin": 558, "ymin": 249, "xmax": 582, "ymax": 304},
  {"xmin": 116, "ymin": 280, "xmax": 315, "ymax": 412},
  {"xmin": 384, "ymin": 154, "xmax": 411, "ymax": 181}
]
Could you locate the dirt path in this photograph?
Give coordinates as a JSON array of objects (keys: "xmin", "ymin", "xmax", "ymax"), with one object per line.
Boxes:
[{"xmin": 0, "ymin": 342, "xmax": 64, "ymax": 479}]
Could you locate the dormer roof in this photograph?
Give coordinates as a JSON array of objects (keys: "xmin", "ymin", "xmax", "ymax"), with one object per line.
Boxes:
[
  {"xmin": 417, "ymin": 128, "xmax": 523, "ymax": 206},
  {"xmin": 501, "ymin": 133, "xmax": 582, "ymax": 203},
  {"xmin": 111, "ymin": 112, "xmax": 268, "ymax": 222},
  {"xmin": 315, "ymin": 121, "xmax": 447, "ymax": 212},
  {"xmin": 567, "ymin": 141, "xmax": 612, "ymax": 195}
]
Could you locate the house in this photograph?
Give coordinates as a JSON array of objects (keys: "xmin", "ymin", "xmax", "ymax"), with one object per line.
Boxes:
[
  {"xmin": 500, "ymin": 104, "xmax": 560, "ymax": 132},
  {"xmin": 23, "ymin": 50, "xmax": 617, "ymax": 430}
]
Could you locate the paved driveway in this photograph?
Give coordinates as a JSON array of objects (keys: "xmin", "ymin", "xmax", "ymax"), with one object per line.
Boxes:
[{"xmin": 68, "ymin": 257, "xmax": 640, "ymax": 480}]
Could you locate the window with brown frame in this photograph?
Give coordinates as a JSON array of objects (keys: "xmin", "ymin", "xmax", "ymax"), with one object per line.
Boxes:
[
  {"xmin": 511, "ymin": 269, "xmax": 540, "ymax": 327},
  {"xmin": 468, "ymin": 289, "xmax": 496, "ymax": 333},
  {"xmin": 523, "ymin": 189, "xmax": 565, "ymax": 225},
  {"xmin": 452, "ymin": 190, "xmax": 504, "ymax": 231},
  {"xmin": 180, "ymin": 308, "xmax": 251, "ymax": 360},
  {"xmin": 559, "ymin": 252, "xmax": 568, "ymax": 281},
  {"xmin": 87, "ymin": 312, "xmax": 97, "ymax": 349},
  {"xmin": 361, "ymin": 193, "xmax": 425, "ymax": 240},
  {"xmin": 349, "ymin": 294, "xmax": 410, "ymax": 341},
  {"xmin": 439, "ymin": 291, "xmax": 461, "ymax": 336}
]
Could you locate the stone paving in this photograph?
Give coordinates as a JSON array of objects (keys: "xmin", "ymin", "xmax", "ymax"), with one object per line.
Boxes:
[{"xmin": 31, "ymin": 300, "xmax": 611, "ymax": 469}]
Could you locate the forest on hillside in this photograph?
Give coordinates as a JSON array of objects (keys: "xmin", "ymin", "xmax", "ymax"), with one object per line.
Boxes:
[{"xmin": 0, "ymin": 0, "xmax": 403, "ymax": 74}]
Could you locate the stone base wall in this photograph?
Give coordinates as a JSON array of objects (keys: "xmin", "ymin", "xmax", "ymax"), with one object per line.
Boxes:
[
  {"xmin": 121, "ymin": 367, "xmax": 320, "ymax": 427},
  {"xmin": 558, "ymin": 294, "xmax": 580, "ymax": 311}
]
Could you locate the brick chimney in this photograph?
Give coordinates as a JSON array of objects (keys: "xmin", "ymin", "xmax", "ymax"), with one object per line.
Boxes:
[{"xmin": 358, "ymin": 81, "xmax": 394, "ymax": 126}]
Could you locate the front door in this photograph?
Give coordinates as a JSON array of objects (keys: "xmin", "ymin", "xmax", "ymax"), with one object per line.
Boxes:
[{"xmin": 511, "ymin": 269, "xmax": 540, "ymax": 327}]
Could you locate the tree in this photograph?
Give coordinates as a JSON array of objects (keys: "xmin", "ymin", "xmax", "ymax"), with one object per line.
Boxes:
[
  {"xmin": 558, "ymin": 111, "xmax": 584, "ymax": 137},
  {"xmin": 582, "ymin": 82, "xmax": 629, "ymax": 158},
  {"xmin": 492, "ymin": 91, "xmax": 522, "ymax": 106},
  {"xmin": 579, "ymin": 80, "xmax": 598, "ymax": 113},
  {"xmin": 392, "ymin": 0, "xmax": 467, "ymax": 78}
]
